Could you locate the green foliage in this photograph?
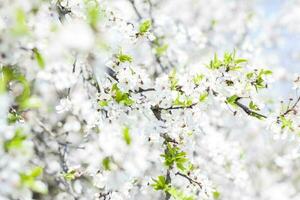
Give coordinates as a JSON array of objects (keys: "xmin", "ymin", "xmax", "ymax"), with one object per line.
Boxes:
[
  {"xmin": 280, "ymin": 116, "xmax": 293, "ymax": 131},
  {"xmin": 173, "ymin": 94, "xmax": 193, "ymax": 108},
  {"xmin": 234, "ymin": 58, "xmax": 248, "ymax": 64},
  {"xmin": 169, "ymin": 69, "xmax": 179, "ymax": 90},
  {"xmin": 249, "ymin": 101, "xmax": 259, "ymax": 111},
  {"xmin": 247, "ymin": 69, "xmax": 272, "ymax": 91},
  {"xmin": 0, "ymin": 66, "xmax": 14, "ymax": 93},
  {"xmin": 0, "ymin": 66, "xmax": 40, "ymax": 110},
  {"xmin": 208, "ymin": 53, "xmax": 222, "ymax": 69},
  {"xmin": 20, "ymin": 96, "xmax": 42, "ymax": 110},
  {"xmin": 20, "ymin": 167, "xmax": 47, "ymax": 194},
  {"xmin": 139, "ymin": 20, "xmax": 151, "ymax": 35},
  {"xmin": 246, "ymin": 72, "xmax": 254, "ymax": 79},
  {"xmin": 98, "ymin": 100, "xmax": 108, "ymax": 107},
  {"xmin": 117, "ymin": 53, "xmax": 133, "ymax": 63},
  {"xmin": 255, "ymin": 69, "xmax": 272, "ymax": 90},
  {"xmin": 213, "ymin": 190, "xmax": 221, "ymax": 199},
  {"xmin": 152, "ymin": 37, "xmax": 168, "ymax": 56},
  {"xmin": 111, "ymin": 83, "xmax": 134, "ymax": 106},
  {"xmin": 7, "ymin": 112, "xmax": 22, "ymax": 124},
  {"xmin": 151, "ymin": 176, "xmax": 195, "ymax": 200},
  {"xmin": 122, "ymin": 126, "xmax": 132, "ymax": 145},
  {"xmin": 226, "ymin": 95, "xmax": 239, "ymax": 107},
  {"xmin": 102, "ymin": 157, "xmax": 111, "ymax": 170},
  {"xmin": 11, "ymin": 8, "xmax": 29, "ymax": 36},
  {"xmin": 85, "ymin": 0, "xmax": 102, "ymax": 29},
  {"xmin": 33, "ymin": 48, "xmax": 45, "ymax": 69},
  {"xmin": 155, "ymin": 44, "xmax": 168, "ymax": 56},
  {"xmin": 199, "ymin": 92, "xmax": 209, "ymax": 102},
  {"xmin": 4, "ymin": 129, "xmax": 27, "ymax": 152},
  {"xmin": 161, "ymin": 143, "xmax": 188, "ymax": 171},
  {"xmin": 207, "ymin": 51, "xmax": 247, "ymax": 71},
  {"xmin": 192, "ymin": 74, "xmax": 204, "ymax": 85},
  {"xmin": 210, "ymin": 19, "xmax": 218, "ymax": 27},
  {"xmin": 167, "ymin": 187, "xmax": 195, "ymax": 200},
  {"xmin": 151, "ymin": 176, "xmax": 169, "ymax": 191},
  {"xmin": 259, "ymin": 69, "xmax": 273, "ymax": 76},
  {"xmin": 62, "ymin": 169, "xmax": 77, "ymax": 181},
  {"xmin": 14, "ymin": 74, "xmax": 31, "ymax": 105}
]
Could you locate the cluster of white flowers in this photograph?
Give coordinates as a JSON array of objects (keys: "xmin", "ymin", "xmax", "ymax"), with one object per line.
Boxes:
[{"xmin": 0, "ymin": 0, "xmax": 300, "ymax": 200}]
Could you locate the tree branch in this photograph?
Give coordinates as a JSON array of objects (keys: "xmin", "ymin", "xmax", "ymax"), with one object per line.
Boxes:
[
  {"xmin": 281, "ymin": 96, "xmax": 300, "ymax": 116},
  {"xmin": 175, "ymin": 172, "xmax": 203, "ymax": 189},
  {"xmin": 235, "ymin": 101, "xmax": 267, "ymax": 119}
]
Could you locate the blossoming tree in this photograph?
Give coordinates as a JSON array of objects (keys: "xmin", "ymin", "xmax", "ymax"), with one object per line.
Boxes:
[{"xmin": 0, "ymin": 0, "xmax": 300, "ymax": 199}]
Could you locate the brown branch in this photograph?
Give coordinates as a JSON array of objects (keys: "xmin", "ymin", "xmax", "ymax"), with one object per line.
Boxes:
[
  {"xmin": 56, "ymin": 2, "xmax": 71, "ymax": 22},
  {"xmin": 106, "ymin": 67, "xmax": 118, "ymax": 82},
  {"xmin": 128, "ymin": 0, "xmax": 143, "ymax": 20},
  {"xmin": 67, "ymin": 57, "xmax": 77, "ymax": 95},
  {"xmin": 160, "ymin": 133, "xmax": 178, "ymax": 144},
  {"xmin": 175, "ymin": 172, "xmax": 203, "ymax": 189},
  {"xmin": 160, "ymin": 103, "xmax": 197, "ymax": 111},
  {"xmin": 281, "ymin": 96, "xmax": 300, "ymax": 116},
  {"xmin": 235, "ymin": 101, "xmax": 267, "ymax": 119}
]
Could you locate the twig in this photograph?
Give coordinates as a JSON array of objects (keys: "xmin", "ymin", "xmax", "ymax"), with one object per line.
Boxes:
[
  {"xmin": 159, "ymin": 103, "xmax": 197, "ymax": 111},
  {"xmin": 128, "ymin": 0, "xmax": 142, "ymax": 20},
  {"xmin": 281, "ymin": 96, "xmax": 300, "ymax": 116},
  {"xmin": 58, "ymin": 143, "xmax": 69, "ymax": 173},
  {"xmin": 175, "ymin": 172, "xmax": 203, "ymax": 189},
  {"xmin": 67, "ymin": 57, "xmax": 77, "ymax": 95},
  {"xmin": 235, "ymin": 101, "xmax": 267, "ymax": 119}
]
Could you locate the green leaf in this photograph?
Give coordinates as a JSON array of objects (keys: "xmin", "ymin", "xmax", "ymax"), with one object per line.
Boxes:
[
  {"xmin": 249, "ymin": 101, "xmax": 259, "ymax": 111},
  {"xmin": 207, "ymin": 51, "xmax": 246, "ymax": 71},
  {"xmin": 230, "ymin": 66, "xmax": 242, "ymax": 71},
  {"xmin": 20, "ymin": 96, "xmax": 42, "ymax": 110},
  {"xmin": 151, "ymin": 176, "xmax": 169, "ymax": 191},
  {"xmin": 102, "ymin": 157, "xmax": 111, "ymax": 170},
  {"xmin": 155, "ymin": 44, "xmax": 168, "ymax": 56},
  {"xmin": 0, "ymin": 67, "xmax": 31, "ymax": 103},
  {"xmin": 4, "ymin": 129, "xmax": 27, "ymax": 151},
  {"xmin": 11, "ymin": 8, "xmax": 29, "ymax": 36},
  {"xmin": 139, "ymin": 20, "xmax": 152, "ymax": 35},
  {"xmin": 226, "ymin": 95, "xmax": 239, "ymax": 106},
  {"xmin": 250, "ymin": 69, "xmax": 272, "ymax": 91},
  {"xmin": 246, "ymin": 72, "xmax": 254, "ymax": 79},
  {"xmin": 173, "ymin": 94, "xmax": 193, "ymax": 108},
  {"xmin": 86, "ymin": 1, "xmax": 101, "ymax": 29},
  {"xmin": 117, "ymin": 53, "xmax": 133, "ymax": 63},
  {"xmin": 62, "ymin": 169, "xmax": 77, "ymax": 181},
  {"xmin": 152, "ymin": 175, "xmax": 195, "ymax": 200},
  {"xmin": 213, "ymin": 190, "xmax": 221, "ymax": 199},
  {"xmin": 169, "ymin": 69, "xmax": 178, "ymax": 90},
  {"xmin": 192, "ymin": 74, "xmax": 204, "ymax": 85},
  {"xmin": 167, "ymin": 187, "xmax": 195, "ymax": 200},
  {"xmin": 0, "ymin": 66, "xmax": 13, "ymax": 93},
  {"xmin": 20, "ymin": 167, "xmax": 47, "ymax": 194},
  {"xmin": 98, "ymin": 100, "xmax": 108, "ymax": 107},
  {"xmin": 123, "ymin": 126, "xmax": 131, "ymax": 145},
  {"xmin": 7, "ymin": 112, "xmax": 22, "ymax": 124},
  {"xmin": 161, "ymin": 143, "xmax": 188, "ymax": 171},
  {"xmin": 280, "ymin": 116, "xmax": 293, "ymax": 131},
  {"xmin": 199, "ymin": 92, "xmax": 208, "ymax": 102},
  {"xmin": 208, "ymin": 53, "xmax": 222, "ymax": 69},
  {"xmin": 30, "ymin": 167, "xmax": 43, "ymax": 178},
  {"xmin": 259, "ymin": 69, "xmax": 272, "ymax": 76},
  {"xmin": 234, "ymin": 58, "xmax": 248, "ymax": 64},
  {"xmin": 111, "ymin": 83, "xmax": 134, "ymax": 106},
  {"xmin": 33, "ymin": 48, "xmax": 45, "ymax": 69},
  {"xmin": 223, "ymin": 51, "xmax": 233, "ymax": 65}
]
